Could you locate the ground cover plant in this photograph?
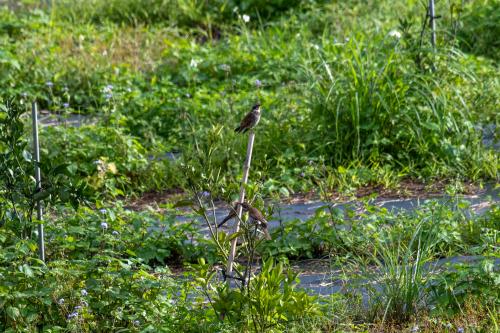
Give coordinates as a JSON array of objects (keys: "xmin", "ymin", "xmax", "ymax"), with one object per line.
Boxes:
[
  {"xmin": 1, "ymin": 0, "xmax": 498, "ymax": 198},
  {"xmin": 1, "ymin": 0, "xmax": 499, "ymax": 332}
]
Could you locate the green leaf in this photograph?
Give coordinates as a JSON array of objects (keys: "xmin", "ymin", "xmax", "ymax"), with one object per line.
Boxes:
[
  {"xmin": 22, "ymin": 150, "xmax": 32, "ymax": 161},
  {"xmin": 279, "ymin": 187, "xmax": 289, "ymax": 197},
  {"xmin": 6, "ymin": 306, "xmax": 20, "ymax": 320},
  {"xmin": 34, "ymin": 190, "xmax": 50, "ymax": 201},
  {"xmin": 19, "ymin": 264, "xmax": 34, "ymax": 277}
]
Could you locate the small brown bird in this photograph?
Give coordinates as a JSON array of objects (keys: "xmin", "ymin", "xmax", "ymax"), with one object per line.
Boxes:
[
  {"xmin": 235, "ymin": 104, "xmax": 261, "ymax": 133},
  {"xmin": 239, "ymin": 202, "xmax": 272, "ymax": 240},
  {"xmin": 217, "ymin": 202, "xmax": 272, "ymax": 240}
]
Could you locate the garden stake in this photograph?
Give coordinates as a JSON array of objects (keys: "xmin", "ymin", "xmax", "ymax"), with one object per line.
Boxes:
[
  {"xmin": 429, "ymin": 0, "xmax": 436, "ymax": 48},
  {"xmin": 226, "ymin": 130, "xmax": 255, "ymax": 284},
  {"xmin": 32, "ymin": 102, "xmax": 45, "ymax": 262}
]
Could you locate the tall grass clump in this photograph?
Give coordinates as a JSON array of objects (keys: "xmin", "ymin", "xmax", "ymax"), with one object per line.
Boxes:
[
  {"xmin": 351, "ymin": 218, "xmax": 439, "ymax": 323},
  {"xmin": 302, "ymin": 34, "xmax": 498, "ymax": 180}
]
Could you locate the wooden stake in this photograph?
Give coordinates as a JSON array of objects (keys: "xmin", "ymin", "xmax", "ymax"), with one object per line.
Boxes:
[
  {"xmin": 32, "ymin": 102, "xmax": 45, "ymax": 262},
  {"xmin": 226, "ymin": 130, "xmax": 255, "ymax": 281}
]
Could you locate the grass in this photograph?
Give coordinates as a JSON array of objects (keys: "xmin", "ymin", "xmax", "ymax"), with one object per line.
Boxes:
[{"xmin": 1, "ymin": 0, "xmax": 498, "ymax": 198}]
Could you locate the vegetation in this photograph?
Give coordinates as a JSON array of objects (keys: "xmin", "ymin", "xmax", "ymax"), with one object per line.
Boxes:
[
  {"xmin": 0, "ymin": 0, "xmax": 499, "ymax": 332},
  {"xmin": 1, "ymin": 0, "xmax": 498, "ymax": 198}
]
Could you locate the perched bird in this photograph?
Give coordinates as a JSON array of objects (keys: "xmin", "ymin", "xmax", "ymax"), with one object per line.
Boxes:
[
  {"xmin": 239, "ymin": 202, "xmax": 272, "ymax": 240},
  {"xmin": 217, "ymin": 202, "xmax": 272, "ymax": 240},
  {"xmin": 235, "ymin": 104, "xmax": 261, "ymax": 133}
]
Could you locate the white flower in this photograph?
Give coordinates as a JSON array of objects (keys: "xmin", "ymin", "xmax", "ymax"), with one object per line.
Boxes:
[
  {"xmin": 67, "ymin": 312, "xmax": 78, "ymax": 319},
  {"xmin": 100, "ymin": 222, "xmax": 108, "ymax": 230},
  {"xmin": 81, "ymin": 289, "xmax": 88, "ymax": 296},
  {"xmin": 312, "ymin": 44, "xmax": 320, "ymax": 50},
  {"xmin": 58, "ymin": 298, "xmax": 65, "ymax": 305},
  {"xmin": 242, "ymin": 14, "xmax": 250, "ymax": 23},
  {"xmin": 190, "ymin": 58, "xmax": 201, "ymax": 68},
  {"xmin": 389, "ymin": 30, "xmax": 402, "ymax": 39},
  {"xmin": 220, "ymin": 64, "xmax": 231, "ymax": 72},
  {"xmin": 103, "ymin": 85, "xmax": 113, "ymax": 93}
]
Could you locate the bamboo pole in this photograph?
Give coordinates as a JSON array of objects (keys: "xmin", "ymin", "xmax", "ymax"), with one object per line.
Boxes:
[
  {"xmin": 32, "ymin": 102, "xmax": 45, "ymax": 262},
  {"xmin": 226, "ymin": 131, "xmax": 255, "ymax": 282}
]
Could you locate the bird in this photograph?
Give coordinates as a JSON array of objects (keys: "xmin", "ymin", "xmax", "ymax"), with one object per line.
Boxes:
[
  {"xmin": 235, "ymin": 103, "xmax": 261, "ymax": 133},
  {"xmin": 217, "ymin": 202, "xmax": 272, "ymax": 240},
  {"xmin": 239, "ymin": 202, "xmax": 272, "ymax": 240}
]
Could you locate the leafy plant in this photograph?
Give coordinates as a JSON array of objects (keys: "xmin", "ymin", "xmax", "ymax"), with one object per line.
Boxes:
[
  {"xmin": 0, "ymin": 99, "xmax": 85, "ymax": 239},
  {"xmin": 429, "ymin": 259, "xmax": 500, "ymax": 315},
  {"xmin": 190, "ymin": 258, "xmax": 321, "ymax": 331}
]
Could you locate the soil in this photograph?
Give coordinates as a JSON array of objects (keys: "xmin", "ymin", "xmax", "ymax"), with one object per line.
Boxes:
[{"xmin": 124, "ymin": 179, "xmax": 487, "ymax": 210}]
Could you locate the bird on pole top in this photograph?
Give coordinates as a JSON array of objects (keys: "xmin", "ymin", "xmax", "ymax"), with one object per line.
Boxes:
[{"xmin": 235, "ymin": 103, "xmax": 261, "ymax": 133}]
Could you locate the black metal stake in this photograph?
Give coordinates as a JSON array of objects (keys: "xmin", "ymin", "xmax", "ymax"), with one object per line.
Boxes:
[{"xmin": 429, "ymin": 0, "xmax": 436, "ymax": 48}]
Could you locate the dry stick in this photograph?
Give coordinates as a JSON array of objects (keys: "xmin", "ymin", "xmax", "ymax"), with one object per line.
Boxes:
[
  {"xmin": 227, "ymin": 130, "xmax": 256, "ymax": 283},
  {"xmin": 244, "ymin": 226, "xmax": 259, "ymax": 293},
  {"xmin": 195, "ymin": 194, "xmax": 226, "ymax": 256},
  {"xmin": 32, "ymin": 102, "xmax": 45, "ymax": 262},
  {"xmin": 194, "ymin": 194, "xmax": 245, "ymax": 281}
]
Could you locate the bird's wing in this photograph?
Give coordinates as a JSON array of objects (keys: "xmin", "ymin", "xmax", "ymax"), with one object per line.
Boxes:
[
  {"xmin": 239, "ymin": 111, "xmax": 254, "ymax": 129},
  {"xmin": 251, "ymin": 208, "xmax": 267, "ymax": 223},
  {"xmin": 217, "ymin": 210, "xmax": 236, "ymax": 228}
]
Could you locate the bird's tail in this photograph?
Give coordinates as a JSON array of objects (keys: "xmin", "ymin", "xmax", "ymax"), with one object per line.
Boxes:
[
  {"xmin": 235, "ymin": 126, "xmax": 250, "ymax": 133},
  {"xmin": 262, "ymin": 228, "xmax": 272, "ymax": 240},
  {"xmin": 218, "ymin": 212, "xmax": 235, "ymax": 228}
]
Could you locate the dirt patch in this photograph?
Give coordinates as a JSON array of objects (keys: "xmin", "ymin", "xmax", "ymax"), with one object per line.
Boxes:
[
  {"xmin": 123, "ymin": 188, "xmax": 186, "ymax": 211},
  {"xmin": 353, "ymin": 179, "xmax": 481, "ymax": 199},
  {"xmin": 124, "ymin": 179, "xmax": 488, "ymax": 211}
]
